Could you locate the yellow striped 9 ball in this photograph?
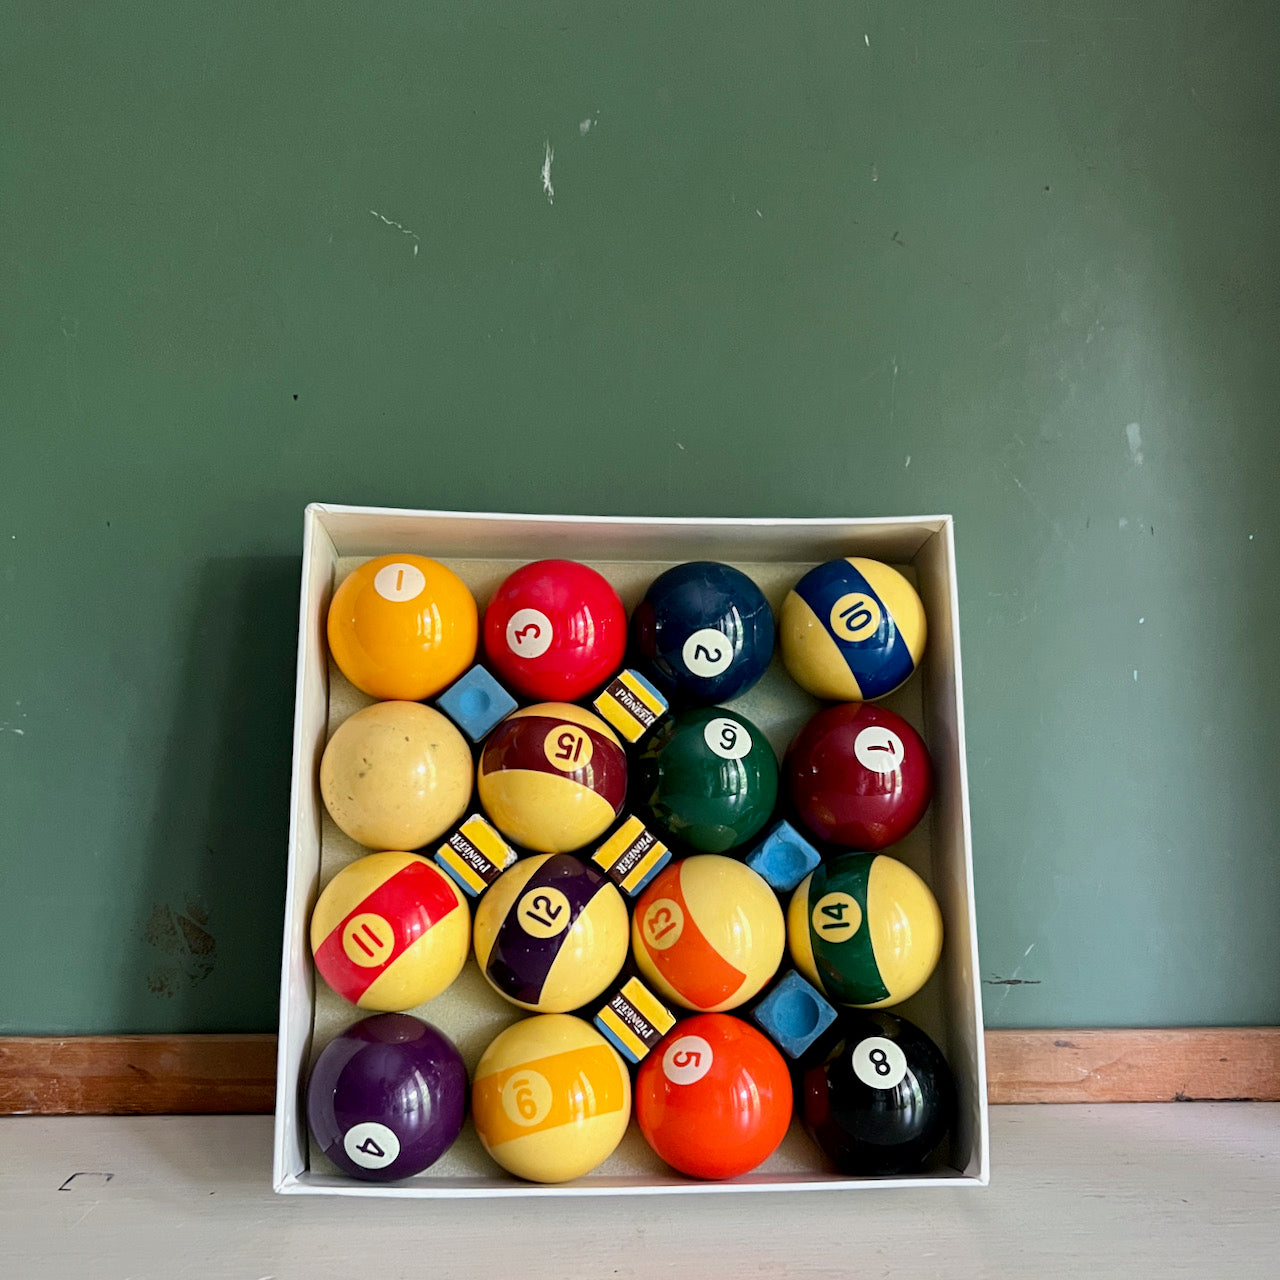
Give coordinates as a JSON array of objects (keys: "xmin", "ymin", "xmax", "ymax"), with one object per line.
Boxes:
[{"xmin": 471, "ymin": 1014, "xmax": 632, "ymax": 1183}]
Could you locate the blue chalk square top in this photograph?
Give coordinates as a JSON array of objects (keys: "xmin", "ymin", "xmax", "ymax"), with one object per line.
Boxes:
[
  {"xmin": 435, "ymin": 664, "xmax": 518, "ymax": 742},
  {"xmin": 744, "ymin": 819, "xmax": 822, "ymax": 894},
  {"xmin": 750, "ymin": 969, "xmax": 839, "ymax": 1060}
]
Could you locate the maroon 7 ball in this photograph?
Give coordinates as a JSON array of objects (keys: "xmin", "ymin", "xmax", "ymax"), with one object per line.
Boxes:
[
  {"xmin": 786, "ymin": 703, "xmax": 933, "ymax": 850},
  {"xmin": 306, "ymin": 1013, "xmax": 468, "ymax": 1182}
]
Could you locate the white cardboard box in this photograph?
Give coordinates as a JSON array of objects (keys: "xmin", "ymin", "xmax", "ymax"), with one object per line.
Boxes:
[{"xmin": 273, "ymin": 505, "xmax": 989, "ymax": 1196}]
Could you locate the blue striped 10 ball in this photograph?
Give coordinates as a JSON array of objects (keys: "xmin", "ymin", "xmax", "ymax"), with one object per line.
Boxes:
[{"xmin": 780, "ymin": 557, "xmax": 926, "ymax": 701}]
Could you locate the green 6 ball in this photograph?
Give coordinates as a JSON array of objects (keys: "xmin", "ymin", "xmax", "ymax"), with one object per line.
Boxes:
[{"xmin": 636, "ymin": 707, "xmax": 778, "ymax": 853}]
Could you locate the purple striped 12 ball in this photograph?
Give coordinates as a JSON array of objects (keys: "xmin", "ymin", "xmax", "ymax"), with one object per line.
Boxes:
[{"xmin": 472, "ymin": 853, "xmax": 629, "ymax": 1012}]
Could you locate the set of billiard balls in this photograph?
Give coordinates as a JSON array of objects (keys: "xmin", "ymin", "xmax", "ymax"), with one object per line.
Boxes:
[{"xmin": 306, "ymin": 552, "xmax": 954, "ymax": 1185}]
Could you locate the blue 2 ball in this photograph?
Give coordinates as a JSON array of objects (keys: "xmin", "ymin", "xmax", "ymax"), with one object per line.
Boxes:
[{"xmin": 631, "ymin": 561, "xmax": 775, "ymax": 704}]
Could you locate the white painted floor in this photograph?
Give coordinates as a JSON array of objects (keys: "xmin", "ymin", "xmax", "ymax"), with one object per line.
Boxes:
[{"xmin": 2, "ymin": 1105, "xmax": 1277, "ymax": 1278}]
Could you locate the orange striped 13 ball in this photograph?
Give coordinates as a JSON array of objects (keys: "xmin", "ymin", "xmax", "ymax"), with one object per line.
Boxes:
[{"xmin": 631, "ymin": 855, "xmax": 785, "ymax": 1012}]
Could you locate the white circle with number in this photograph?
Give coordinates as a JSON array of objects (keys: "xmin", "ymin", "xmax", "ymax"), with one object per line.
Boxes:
[
  {"xmin": 506, "ymin": 608, "xmax": 553, "ymax": 659},
  {"xmin": 516, "ymin": 887, "xmax": 571, "ymax": 939},
  {"xmin": 343, "ymin": 1121, "xmax": 401, "ymax": 1170},
  {"xmin": 703, "ymin": 716, "xmax": 751, "ymax": 760},
  {"xmin": 682, "ymin": 627, "xmax": 734, "ymax": 678},
  {"xmin": 829, "ymin": 592, "xmax": 882, "ymax": 643},
  {"xmin": 501, "ymin": 1069, "xmax": 553, "ymax": 1127},
  {"xmin": 373, "ymin": 562, "xmax": 426, "ymax": 603},
  {"xmin": 662, "ymin": 1035, "xmax": 714, "ymax": 1086},
  {"xmin": 851, "ymin": 1036, "xmax": 909, "ymax": 1090},
  {"xmin": 854, "ymin": 725, "xmax": 905, "ymax": 774}
]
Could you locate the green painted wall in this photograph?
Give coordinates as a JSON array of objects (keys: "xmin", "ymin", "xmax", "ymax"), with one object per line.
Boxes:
[{"xmin": 3, "ymin": 2, "xmax": 1278, "ymax": 1032}]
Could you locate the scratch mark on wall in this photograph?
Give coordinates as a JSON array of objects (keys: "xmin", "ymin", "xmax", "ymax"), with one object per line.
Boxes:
[
  {"xmin": 996, "ymin": 459, "xmax": 1067, "ymax": 546},
  {"xmin": 369, "ymin": 210, "xmax": 420, "ymax": 256},
  {"xmin": 1125, "ymin": 422, "xmax": 1144, "ymax": 465},
  {"xmin": 541, "ymin": 141, "xmax": 555, "ymax": 205}
]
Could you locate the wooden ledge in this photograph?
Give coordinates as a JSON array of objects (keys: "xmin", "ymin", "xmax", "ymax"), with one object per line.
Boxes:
[
  {"xmin": 1, "ymin": 1028, "xmax": 1277, "ymax": 1115},
  {"xmin": 0, "ymin": 1034, "xmax": 277, "ymax": 1115},
  {"xmin": 985, "ymin": 1027, "xmax": 1280, "ymax": 1104}
]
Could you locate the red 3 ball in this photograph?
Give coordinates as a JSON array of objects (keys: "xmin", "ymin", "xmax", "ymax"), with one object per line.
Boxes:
[
  {"xmin": 786, "ymin": 703, "xmax": 933, "ymax": 850},
  {"xmin": 483, "ymin": 560, "xmax": 627, "ymax": 702},
  {"xmin": 635, "ymin": 1014, "xmax": 793, "ymax": 1180}
]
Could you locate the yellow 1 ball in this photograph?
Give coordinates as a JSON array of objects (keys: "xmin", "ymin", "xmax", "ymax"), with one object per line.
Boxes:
[{"xmin": 471, "ymin": 1015, "xmax": 632, "ymax": 1183}]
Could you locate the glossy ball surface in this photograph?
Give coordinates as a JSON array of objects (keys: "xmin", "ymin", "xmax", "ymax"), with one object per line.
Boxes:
[
  {"xmin": 786, "ymin": 703, "xmax": 933, "ymax": 850},
  {"xmin": 780, "ymin": 557, "xmax": 926, "ymax": 702},
  {"xmin": 631, "ymin": 561, "xmax": 775, "ymax": 704},
  {"xmin": 327, "ymin": 554, "xmax": 478, "ymax": 701},
  {"xmin": 473, "ymin": 853, "xmax": 629, "ymax": 1012},
  {"xmin": 477, "ymin": 704, "xmax": 627, "ymax": 853},
  {"xmin": 635, "ymin": 1014, "xmax": 792, "ymax": 1179},
  {"xmin": 632, "ymin": 855, "xmax": 784, "ymax": 1012},
  {"xmin": 471, "ymin": 1014, "xmax": 631, "ymax": 1183},
  {"xmin": 320, "ymin": 701, "xmax": 473, "ymax": 851},
  {"xmin": 306, "ymin": 1013, "xmax": 467, "ymax": 1181},
  {"xmin": 788, "ymin": 853, "xmax": 943, "ymax": 1008},
  {"xmin": 310, "ymin": 853, "xmax": 470, "ymax": 1011},
  {"xmin": 802, "ymin": 1010, "xmax": 955, "ymax": 1176},
  {"xmin": 482, "ymin": 559, "xmax": 627, "ymax": 702},
  {"xmin": 636, "ymin": 706, "xmax": 778, "ymax": 853}
]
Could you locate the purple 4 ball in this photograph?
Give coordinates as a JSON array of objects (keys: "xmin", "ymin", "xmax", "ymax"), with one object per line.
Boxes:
[{"xmin": 306, "ymin": 1013, "xmax": 468, "ymax": 1182}]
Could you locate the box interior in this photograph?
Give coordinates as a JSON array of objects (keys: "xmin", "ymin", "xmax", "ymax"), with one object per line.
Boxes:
[{"xmin": 275, "ymin": 506, "xmax": 987, "ymax": 1196}]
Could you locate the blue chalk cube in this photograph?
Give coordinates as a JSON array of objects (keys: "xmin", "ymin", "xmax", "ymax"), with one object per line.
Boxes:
[
  {"xmin": 750, "ymin": 969, "xmax": 839, "ymax": 1061},
  {"xmin": 435, "ymin": 665, "xmax": 517, "ymax": 743},
  {"xmin": 744, "ymin": 819, "xmax": 821, "ymax": 893}
]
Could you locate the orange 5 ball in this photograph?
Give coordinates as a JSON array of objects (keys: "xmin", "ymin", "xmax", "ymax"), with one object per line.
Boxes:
[
  {"xmin": 635, "ymin": 1014, "xmax": 793, "ymax": 1179},
  {"xmin": 328, "ymin": 554, "xmax": 478, "ymax": 701}
]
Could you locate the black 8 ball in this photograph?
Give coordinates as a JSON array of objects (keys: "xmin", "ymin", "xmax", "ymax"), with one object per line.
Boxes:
[{"xmin": 802, "ymin": 1010, "xmax": 955, "ymax": 1176}]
